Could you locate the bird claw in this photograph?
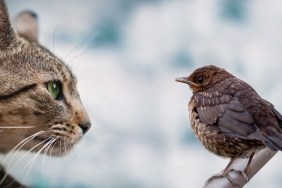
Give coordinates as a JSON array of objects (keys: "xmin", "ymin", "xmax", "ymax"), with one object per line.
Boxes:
[
  {"xmin": 204, "ymin": 173, "xmax": 225, "ymax": 185},
  {"xmin": 204, "ymin": 169, "xmax": 247, "ymax": 188}
]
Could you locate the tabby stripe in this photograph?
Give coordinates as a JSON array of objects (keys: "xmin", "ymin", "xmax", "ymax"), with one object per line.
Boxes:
[{"xmin": 0, "ymin": 83, "xmax": 36, "ymax": 100}]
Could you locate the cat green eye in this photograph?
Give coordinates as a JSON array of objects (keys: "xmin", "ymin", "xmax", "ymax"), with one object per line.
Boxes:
[{"xmin": 47, "ymin": 81, "xmax": 62, "ymax": 100}]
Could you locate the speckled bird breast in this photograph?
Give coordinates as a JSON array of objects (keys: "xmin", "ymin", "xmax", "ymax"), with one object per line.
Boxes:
[{"xmin": 188, "ymin": 98, "xmax": 265, "ymax": 159}]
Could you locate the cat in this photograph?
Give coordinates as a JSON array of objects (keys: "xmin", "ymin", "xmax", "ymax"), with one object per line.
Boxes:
[{"xmin": 0, "ymin": 0, "xmax": 91, "ymax": 187}]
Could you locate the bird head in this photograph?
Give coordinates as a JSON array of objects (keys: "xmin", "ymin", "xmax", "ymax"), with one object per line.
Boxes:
[{"xmin": 176, "ymin": 65, "xmax": 233, "ymax": 93}]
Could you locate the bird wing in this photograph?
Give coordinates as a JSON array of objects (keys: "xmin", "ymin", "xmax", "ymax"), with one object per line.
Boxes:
[
  {"xmin": 195, "ymin": 93, "xmax": 282, "ymax": 150},
  {"xmin": 195, "ymin": 94, "xmax": 259, "ymax": 139}
]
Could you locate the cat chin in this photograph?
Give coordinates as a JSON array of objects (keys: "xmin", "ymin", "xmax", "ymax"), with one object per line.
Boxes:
[
  {"xmin": 48, "ymin": 146, "xmax": 74, "ymax": 157},
  {"xmin": 56, "ymin": 139, "xmax": 80, "ymax": 156},
  {"xmin": 30, "ymin": 135, "xmax": 81, "ymax": 157}
]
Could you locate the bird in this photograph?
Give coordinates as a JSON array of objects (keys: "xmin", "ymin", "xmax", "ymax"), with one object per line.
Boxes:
[{"xmin": 175, "ymin": 65, "xmax": 282, "ymax": 185}]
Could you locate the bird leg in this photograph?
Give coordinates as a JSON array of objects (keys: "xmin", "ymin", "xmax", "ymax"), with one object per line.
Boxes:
[
  {"xmin": 205, "ymin": 158, "xmax": 238, "ymax": 185},
  {"xmin": 228, "ymin": 152, "xmax": 255, "ymax": 182},
  {"xmin": 244, "ymin": 152, "xmax": 255, "ymax": 175},
  {"xmin": 205, "ymin": 156, "xmax": 254, "ymax": 187},
  {"xmin": 223, "ymin": 158, "xmax": 236, "ymax": 175}
]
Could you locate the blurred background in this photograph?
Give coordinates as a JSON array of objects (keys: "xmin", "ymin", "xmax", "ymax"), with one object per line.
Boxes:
[{"xmin": 5, "ymin": 0, "xmax": 282, "ymax": 187}]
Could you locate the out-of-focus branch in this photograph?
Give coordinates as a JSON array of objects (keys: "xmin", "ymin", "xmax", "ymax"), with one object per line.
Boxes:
[{"xmin": 203, "ymin": 148, "xmax": 277, "ymax": 188}]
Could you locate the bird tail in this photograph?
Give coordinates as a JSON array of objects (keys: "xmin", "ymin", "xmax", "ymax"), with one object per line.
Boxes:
[
  {"xmin": 265, "ymin": 137, "xmax": 282, "ymax": 151},
  {"xmin": 263, "ymin": 127, "xmax": 282, "ymax": 151},
  {"xmin": 262, "ymin": 101, "xmax": 282, "ymax": 150}
]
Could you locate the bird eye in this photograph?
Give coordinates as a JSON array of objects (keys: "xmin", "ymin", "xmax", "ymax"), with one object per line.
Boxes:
[
  {"xmin": 46, "ymin": 81, "xmax": 63, "ymax": 100},
  {"xmin": 196, "ymin": 76, "xmax": 204, "ymax": 84}
]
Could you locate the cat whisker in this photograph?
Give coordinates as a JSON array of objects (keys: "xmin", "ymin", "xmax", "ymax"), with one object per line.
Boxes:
[
  {"xmin": 0, "ymin": 137, "xmax": 49, "ymax": 185},
  {"xmin": 4, "ymin": 131, "xmax": 46, "ymax": 166},
  {"xmin": 52, "ymin": 11, "xmax": 70, "ymax": 54},
  {"xmin": 22, "ymin": 137, "xmax": 57, "ymax": 185},
  {"xmin": 49, "ymin": 140, "xmax": 57, "ymax": 158},
  {"xmin": 43, "ymin": 137, "xmax": 58, "ymax": 156},
  {"xmin": 41, "ymin": 137, "xmax": 58, "ymax": 172},
  {"xmin": 6, "ymin": 131, "xmax": 45, "ymax": 153},
  {"xmin": 67, "ymin": 52, "xmax": 91, "ymax": 68},
  {"xmin": 63, "ymin": 138, "xmax": 73, "ymax": 155},
  {"xmin": 1, "ymin": 132, "xmax": 46, "ymax": 182},
  {"xmin": 0, "ymin": 126, "xmax": 36, "ymax": 129},
  {"xmin": 64, "ymin": 32, "xmax": 98, "ymax": 65},
  {"xmin": 59, "ymin": 140, "xmax": 62, "ymax": 156},
  {"xmin": 63, "ymin": 139, "xmax": 67, "ymax": 156}
]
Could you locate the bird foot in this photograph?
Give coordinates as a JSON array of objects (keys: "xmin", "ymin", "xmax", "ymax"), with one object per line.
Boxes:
[
  {"xmin": 205, "ymin": 173, "xmax": 224, "ymax": 186},
  {"xmin": 225, "ymin": 170, "xmax": 243, "ymax": 187},
  {"xmin": 204, "ymin": 173, "xmax": 226, "ymax": 185},
  {"xmin": 204, "ymin": 170, "xmax": 244, "ymax": 188},
  {"xmin": 228, "ymin": 168, "xmax": 249, "ymax": 182}
]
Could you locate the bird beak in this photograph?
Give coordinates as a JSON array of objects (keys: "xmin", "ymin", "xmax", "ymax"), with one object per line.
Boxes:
[{"xmin": 175, "ymin": 77, "xmax": 192, "ymax": 85}]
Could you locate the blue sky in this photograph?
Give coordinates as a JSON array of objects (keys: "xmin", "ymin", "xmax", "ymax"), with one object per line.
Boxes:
[{"xmin": 5, "ymin": 0, "xmax": 282, "ymax": 187}]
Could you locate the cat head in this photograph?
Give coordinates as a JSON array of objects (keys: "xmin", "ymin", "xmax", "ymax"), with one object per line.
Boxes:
[{"xmin": 0, "ymin": 1, "xmax": 91, "ymax": 156}]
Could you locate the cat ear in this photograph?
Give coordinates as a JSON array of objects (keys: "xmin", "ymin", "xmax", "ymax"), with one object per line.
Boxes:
[
  {"xmin": 15, "ymin": 11, "xmax": 38, "ymax": 42},
  {"xmin": 0, "ymin": 0, "xmax": 18, "ymax": 50}
]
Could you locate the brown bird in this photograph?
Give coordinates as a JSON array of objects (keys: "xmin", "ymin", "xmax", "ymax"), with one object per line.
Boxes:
[{"xmin": 176, "ymin": 65, "xmax": 282, "ymax": 184}]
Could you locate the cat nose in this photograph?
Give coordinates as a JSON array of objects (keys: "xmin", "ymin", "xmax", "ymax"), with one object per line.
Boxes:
[{"xmin": 79, "ymin": 121, "xmax": 91, "ymax": 134}]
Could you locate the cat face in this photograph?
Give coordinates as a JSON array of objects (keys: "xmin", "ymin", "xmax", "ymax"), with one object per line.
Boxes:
[{"xmin": 0, "ymin": 2, "xmax": 91, "ymax": 156}]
